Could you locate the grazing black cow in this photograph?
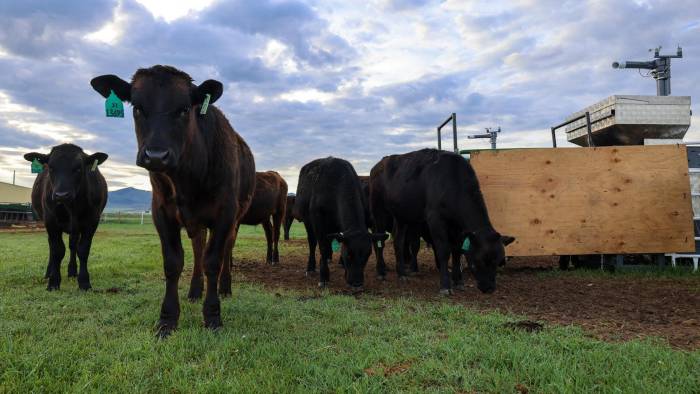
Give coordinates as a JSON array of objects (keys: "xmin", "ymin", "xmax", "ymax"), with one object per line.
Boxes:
[
  {"xmin": 283, "ymin": 194, "xmax": 298, "ymax": 240},
  {"xmin": 293, "ymin": 157, "xmax": 387, "ymax": 290},
  {"xmin": 370, "ymin": 148, "xmax": 514, "ymax": 294},
  {"xmin": 24, "ymin": 144, "xmax": 108, "ymax": 291},
  {"xmin": 91, "ymin": 65, "xmax": 255, "ymax": 337},
  {"xmin": 238, "ymin": 171, "xmax": 288, "ymax": 264}
]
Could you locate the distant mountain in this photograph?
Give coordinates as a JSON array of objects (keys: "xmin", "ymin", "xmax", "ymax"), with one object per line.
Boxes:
[{"xmin": 106, "ymin": 187, "xmax": 152, "ymax": 212}]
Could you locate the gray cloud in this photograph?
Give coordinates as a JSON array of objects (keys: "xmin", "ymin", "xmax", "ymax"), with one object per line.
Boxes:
[{"xmin": 0, "ymin": 0, "xmax": 699, "ymax": 193}]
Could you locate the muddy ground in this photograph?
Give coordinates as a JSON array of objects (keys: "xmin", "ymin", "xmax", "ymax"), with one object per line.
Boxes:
[{"xmin": 234, "ymin": 240, "xmax": 700, "ymax": 350}]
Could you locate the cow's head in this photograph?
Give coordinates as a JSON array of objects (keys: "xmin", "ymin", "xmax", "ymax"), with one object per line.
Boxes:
[
  {"xmin": 328, "ymin": 231, "xmax": 388, "ymax": 290},
  {"xmin": 24, "ymin": 144, "xmax": 107, "ymax": 204},
  {"xmin": 465, "ymin": 230, "xmax": 515, "ymax": 293},
  {"xmin": 90, "ymin": 65, "xmax": 223, "ymax": 173}
]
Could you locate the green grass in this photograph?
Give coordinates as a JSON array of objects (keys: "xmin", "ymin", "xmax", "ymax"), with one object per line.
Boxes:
[{"xmin": 1, "ymin": 223, "xmax": 698, "ymax": 393}]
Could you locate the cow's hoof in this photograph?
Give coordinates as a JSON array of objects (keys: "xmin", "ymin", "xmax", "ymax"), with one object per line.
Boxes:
[
  {"xmin": 187, "ymin": 289, "xmax": 203, "ymax": 302},
  {"xmin": 67, "ymin": 271, "xmax": 77, "ymax": 278},
  {"xmin": 305, "ymin": 270, "xmax": 316, "ymax": 277},
  {"xmin": 376, "ymin": 275, "xmax": 386, "ymax": 281},
  {"xmin": 318, "ymin": 281, "xmax": 328, "ymax": 288},
  {"xmin": 269, "ymin": 261, "xmax": 278, "ymax": 266},
  {"xmin": 439, "ymin": 288, "xmax": 453, "ymax": 296},
  {"xmin": 47, "ymin": 284, "xmax": 59, "ymax": 291},
  {"xmin": 453, "ymin": 283, "xmax": 465, "ymax": 291},
  {"xmin": 218, "ymin": 289, "xmax": 232, "ymax": 298},
  {"xmin": 78, "ymin": 283, "xmax": 92, "ymax": 291},
  {"xmin": 350, "ymin": 285, "xmax": 364, "ymax": 294},
  {"xmin": 398, "ymin": 275, "xmax": 409, "ymax": 282},
  {"xmin": 156, "ymin": 324, "xmax": 176, "ymax": 339},
  {"xmin": 204, "ymin": 317, "xmax": 223, "ymax": 331}
]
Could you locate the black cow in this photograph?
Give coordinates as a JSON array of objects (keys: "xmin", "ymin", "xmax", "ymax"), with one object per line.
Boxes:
[
  {"xmin": 91, "ymin": 65, "xmax": 256, "ymax": 337},
  {"xmin": 24, "ymin": 144, "xmax": 108, "ymax": 291},
  {"xmin": 370, "ymin": 148, "xmax": 514, "ymax": 294},
  {"xmin": 293, "ymin": 157, "xmax": 387, "ymax": 290},
  {"xmin": 238, "ymin": 171, "xmax": 288, "ymax": 264}
]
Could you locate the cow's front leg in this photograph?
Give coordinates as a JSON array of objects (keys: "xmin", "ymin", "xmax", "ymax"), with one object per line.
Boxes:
[
  {"xmin": 427, "ymin": 217, "xmax": 452, "ymax": 295},
  {"xmin": 203, "ymin": 218, "xmax": 234, "ymax": 330},
  {"xmin": 218, "ymin": 228, "xmax": 237, "ymax": 297},
  {"xmin": 76, "ymin": 225, "xmax": 97, "ymax": 290},
  {"xmin": 303, "ymin": 221, "xmax": 317, "ymax": 274},
  {"xmin": 46, "ymin": 227, "xmax": 65, "ymax": 291},
  {"xmin": 318, "ymin": 238, "xmax": 332, "ymax": 288},
  {"xmin": 393, "ymin": 223, "xmax": 408, "ymax": 280},
  {"xmin": 154, "ymin": 208, "xmax": 184, "ymax": 338},
  {"xmin": 67, "ymin": 232, "xmax": 79, "ymax": 278},
  {"xmin": 188, "ymin": 229, "xmax": 206, "ymax": 301}
]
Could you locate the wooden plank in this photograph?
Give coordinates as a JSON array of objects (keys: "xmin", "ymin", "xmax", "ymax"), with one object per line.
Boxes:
[{"xmin": 470, "ymin": 145, "xmax": 694, "ymax": 256}]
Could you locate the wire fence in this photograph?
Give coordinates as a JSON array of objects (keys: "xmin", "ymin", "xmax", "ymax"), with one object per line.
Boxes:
[{"xmin": 101, "ymin": 211, "xmax": 153, "ymax": 225}]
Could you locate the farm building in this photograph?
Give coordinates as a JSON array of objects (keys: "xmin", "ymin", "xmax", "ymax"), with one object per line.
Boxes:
[
  {"xmin": 0, "ymin": 181, "xmax": 31, "ymax": 204},
  {"xmin": 0, "ymin": 181, "xmax": 33, "ymax": 225}
]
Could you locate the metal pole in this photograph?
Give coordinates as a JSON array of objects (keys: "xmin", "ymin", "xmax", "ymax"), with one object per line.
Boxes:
[
  {"xmin": 437, "ymin": 127, "xmax": 441, "ymax": 150},
  {"xmin": 585, "ymin": 112, "xmax": 594, "ymax": 147},
  {"xmin": 451, "ymin": 113, "xmax": 458, "ymax": 153},
  {"xmin": 551, "ymin": 127, "xmax": 557, "ymax": 148},
  {"xmin": 12, "ymin": 170, "xmax": 15, "ymax": 185}
]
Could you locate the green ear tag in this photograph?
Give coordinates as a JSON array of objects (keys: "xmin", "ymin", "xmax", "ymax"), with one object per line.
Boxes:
[
  {"xmin": 331, "ymin": 239, "xmax": 340, "ymax": 252},
  {"xmin": 91, "ymin": 160, "xmax": 98, "ymax": 172},
  {"xmin": 200, "ymin": 93, "xmax": 211, "ymax": 115},
  {"xmin": 105, "ymin": 90, "xmax": 124, "ymax": 118},
  {"xmin": 461, "ymin": 238, "xmax": 471, "ymax": 252},
  {"xmin": 31, "ymin": 159, "xmax": 43, "ymax": 174},
  {"xmin": 376, "ymin": 240, "xmax": 382, "ymax": 248}
]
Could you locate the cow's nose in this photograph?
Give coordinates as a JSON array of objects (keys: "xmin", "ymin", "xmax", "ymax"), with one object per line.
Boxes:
[
  {"xmin": 144, "ymin": 149, "xmax": 170, "ymax": 166},
  {"xmin": 53, "ymin": 191, "xmax": 71, "ymax": 201}
]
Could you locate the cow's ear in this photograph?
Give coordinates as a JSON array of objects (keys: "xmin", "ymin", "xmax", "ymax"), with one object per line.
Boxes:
[
  {"xmin": 24, "ymin": 152, "xmax": 48, "ymax": 164},
  {"xmin": 90, "ymin": 74, "xmax": 131, "ymax": 102},
  {"xmin": 193, "ymin": 79, "xmax": 223, "ymax": 105},
  {"xmin": 327, "ymin": 232, "xmax": 345, "ymax": 242},
  {"xmin": 501, "ymin": 235, "xmax": 516, "ymax": 246},
  {"xmin": 88, "ymin": 152, "xmax": 108, "ymax": 165},
  {"xmin": 370, "ymin": 232, "xmax": 389, "ymax": 242}
]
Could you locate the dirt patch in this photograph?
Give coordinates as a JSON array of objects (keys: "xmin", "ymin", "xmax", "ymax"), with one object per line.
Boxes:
[
  {"xmin": 364, "ymin": 361, "xmax": 412, "ymax": 377},
  {"xmin": 232, "ymin": 242, "xmax": 700, "ymax": 350},
  {"xmin": 503, "ymin": 320, "xmax": 544, "ymax": 333}
]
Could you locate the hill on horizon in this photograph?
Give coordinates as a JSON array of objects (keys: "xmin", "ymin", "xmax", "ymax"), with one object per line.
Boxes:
[{"xmin": 106, "ymin": 187, "xmax": 151, "ymax": 212}]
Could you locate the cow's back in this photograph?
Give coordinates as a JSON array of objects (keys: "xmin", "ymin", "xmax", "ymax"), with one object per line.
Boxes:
[
  {"xmin": 379, "ymin": 149, "xmax": 483, "ymax": 224},
  {"xmin": 295, "ymin": 157, "xmax": 363, "ymax": 224},
  {"xmin": 240, "ymin": 171, "xmax": 286, "ymax": 225}
]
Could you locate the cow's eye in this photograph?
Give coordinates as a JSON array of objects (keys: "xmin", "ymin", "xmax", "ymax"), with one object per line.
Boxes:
[
  {"xmin": 179, "ymin": 107, "xmax": 190, "ymax": 118},
  {"xmin": 133, "ymin": 106, "xmax": 144, "ymax": 117}
]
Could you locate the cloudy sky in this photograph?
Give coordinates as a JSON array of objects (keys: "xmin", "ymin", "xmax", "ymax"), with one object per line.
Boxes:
[{"xmin": 0, "ymin": 0, "xmax": 699, "ymax": 192}]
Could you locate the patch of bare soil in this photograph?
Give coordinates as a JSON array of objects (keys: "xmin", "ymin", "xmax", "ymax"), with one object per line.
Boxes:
[{"xmin": 232, "ymin": 240, "xmax": 700, "ymax": 350}]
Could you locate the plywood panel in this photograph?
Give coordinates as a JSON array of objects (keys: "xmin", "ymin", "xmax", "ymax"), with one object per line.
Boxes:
[{"xmin": 470, "ymin": 145, "xmax": 694, "ymax": 256}]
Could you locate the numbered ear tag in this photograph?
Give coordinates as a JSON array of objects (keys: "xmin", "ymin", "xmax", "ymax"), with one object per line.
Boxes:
[
  {"xmin": 200, "ymin": 93, "xmax": 211, "ymax": 115},
  {"xmin": 31, "ymin": 159, "xmax": 43, "ymax": 174},
  {"xmin": 331, "ymin": 239, "xmax": 340, "ymax": 252},
  {"xmin": 105, "ymin": 90, "xmax": 124, "ymax": 118},
  {"xmin": 461, "ymin": 238, "xmax": 471, "ymax": 252},
  {"xmin": 376, "ymin": 240, "xmax": 382, "ymax": 248},
  {"xmin": 91, "ymin": 160, "xmax": 98, "ymax": 172}
]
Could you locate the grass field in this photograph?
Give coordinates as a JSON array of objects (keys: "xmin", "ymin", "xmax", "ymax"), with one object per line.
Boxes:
[{"xmin": 1, "ymin": 223, "xmax": 698, "ymax": 393}]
